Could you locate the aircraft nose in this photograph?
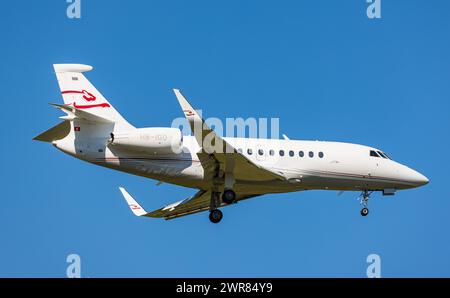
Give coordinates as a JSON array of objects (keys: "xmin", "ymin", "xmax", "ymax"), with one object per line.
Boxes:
[
  {"xmin": 415, "ymin": 171, "xmax": 429, "ymax": 186},
  {"xmin": 405, "ymin": 167, "xmax": 429, "ymax": 187}
]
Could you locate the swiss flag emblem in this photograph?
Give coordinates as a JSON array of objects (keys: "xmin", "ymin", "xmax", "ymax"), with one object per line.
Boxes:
[{"xmin": 74, "ymin": 126, "xmax": 81, "ymax": 132}]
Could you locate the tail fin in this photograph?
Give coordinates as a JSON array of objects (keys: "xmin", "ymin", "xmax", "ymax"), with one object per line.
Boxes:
[{"xmin": 53, "ymin": 64, "xmax": 134, "ymax": 131}]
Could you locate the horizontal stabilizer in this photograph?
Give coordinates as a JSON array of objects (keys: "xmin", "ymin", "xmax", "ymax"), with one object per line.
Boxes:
[
  {"xmin": 50, "ymin": 103, "xmax": 114, "ymax": 124},
  {"xmin": 33, "ymin": 121, "xmax": 71, "ymax": 143}
]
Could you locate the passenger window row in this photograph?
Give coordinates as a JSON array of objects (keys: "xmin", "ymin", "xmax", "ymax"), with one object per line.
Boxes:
[{"xmin": 239, "ymin": 148, "xmax": 324, "ymax": 159}]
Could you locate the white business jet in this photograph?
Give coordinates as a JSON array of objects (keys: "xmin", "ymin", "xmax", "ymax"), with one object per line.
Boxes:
[{"xmin": 34, "ymin": 64, "xmax": 429, "ymax": 223}]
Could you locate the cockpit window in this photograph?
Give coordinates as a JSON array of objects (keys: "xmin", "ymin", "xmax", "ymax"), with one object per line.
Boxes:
[
  {"xmin": 370, "ymin": 149, "xmax": 392, "ymax": 160},
  {"xmin": 377, "ymin": 151, "xmax": 387, "ymax": 159},
  {"xmin": 370, "ymin": 150, "xmax": 380, "ymax": 158}
]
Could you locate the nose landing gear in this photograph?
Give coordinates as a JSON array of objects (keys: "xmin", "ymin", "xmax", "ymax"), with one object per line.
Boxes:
[
  {"xmin": 360, "ymin": 207, "xmax": 369, "ymax": 216},
  {"xmin": 359, "ymin": 190, "xmax": 372, "ymax": 217}
]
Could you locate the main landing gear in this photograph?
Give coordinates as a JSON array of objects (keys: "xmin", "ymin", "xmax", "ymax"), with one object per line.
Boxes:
[
  {"xmin": 222, "ymin": 189, "xmax": 236, "ymax": 204},
  {"xmin": 209, "ymin": 209, "xmax": 223, "ymax": 223},
  {"xmin": 359, "ymin": 190, "xmax": 372, "ymax": 217},
  {"xmin": 208, "ymin": 189, "xmax": 237, "ymax": 223}
]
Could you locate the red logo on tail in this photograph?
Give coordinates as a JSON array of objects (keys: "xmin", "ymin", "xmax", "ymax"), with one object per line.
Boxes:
[
  {"xmin": 61, "ymin": 90, "xmax": 110, "ymax": 109},
  {"xmin": 73, "ymin": 102, "xmax": 111, "ymax": 109},
  {"xmin": 81, "ymin": 90, "xmax": 96, "ymax": 101}
]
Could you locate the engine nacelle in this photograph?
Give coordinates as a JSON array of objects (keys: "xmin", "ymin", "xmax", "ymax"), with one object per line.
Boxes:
[{"xmin": 110, "ymin": 128, "xmax": 183, "ymax": 154}]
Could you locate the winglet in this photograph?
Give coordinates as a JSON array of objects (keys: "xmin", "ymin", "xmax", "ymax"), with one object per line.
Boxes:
[
  {"xmin": 173, "ymin": 89, "xmax": 201, "ymax": 122},
  {"xmin": 172, "ymin": 89, "xmax": 285, "ymax": 181},
  {"xmin": 173, "ymin": 88, "xmax": 215, "ymax": 150},
  {"xmin": 119, "ymin": 187, "xmax": 148, "ymax": 216}
]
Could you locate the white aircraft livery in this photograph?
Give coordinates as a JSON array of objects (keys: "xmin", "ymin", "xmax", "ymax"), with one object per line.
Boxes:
[{"xmin": 34, "ymin": 64, "xmax": 429, "ymax": 223}]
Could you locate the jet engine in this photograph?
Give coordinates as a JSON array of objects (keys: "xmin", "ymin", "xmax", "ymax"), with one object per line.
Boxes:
[{"xmin": 109, "ymin": 128, "xmax": 183, "ymax": 154}]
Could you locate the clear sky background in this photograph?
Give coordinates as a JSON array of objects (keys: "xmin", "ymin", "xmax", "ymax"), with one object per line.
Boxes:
[{"xmin": 0, "ymin": 0, "xmax": 448, "ymax": 277}]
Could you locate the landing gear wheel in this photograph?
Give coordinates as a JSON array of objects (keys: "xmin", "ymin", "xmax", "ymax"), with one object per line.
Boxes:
[
  {"xmin": 360, "ymin": 207, "xmax": 369, "ymax": 217},
  {"xmin": 222, "ymin": 189, "xmax": 236, "ymax": 204},
  {"xmin": 209, "ymin": 209, "xmax": 223, "ymax": 223}
]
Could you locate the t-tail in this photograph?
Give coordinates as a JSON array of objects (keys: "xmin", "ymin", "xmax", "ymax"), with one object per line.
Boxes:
[{"xmin": 33, "ymin": 64, "xmax": 134, "ymax": 143}]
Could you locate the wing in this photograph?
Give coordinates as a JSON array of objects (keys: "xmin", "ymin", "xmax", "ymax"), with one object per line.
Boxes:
[
  {"xmin": 173, "ymin": 89, "xmax": 285, "ymax": 182},
  {"xmin": 119, "ymin": 187, "xmax": 258, "ymax": 220},
  {"xmin": 147, "ymin": 190, "xmax": 211, "ymax": 219}
]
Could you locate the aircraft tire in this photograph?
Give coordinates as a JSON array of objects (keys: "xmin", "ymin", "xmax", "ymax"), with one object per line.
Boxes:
[
  {"xmin": 222, "ymin": 189, "xmax": 236, "ymax": 204},
  {"xmin": 209, "ymin": 209, "xmax": 223, "ymax": 223},
  {"xmin": 360, "ymin": 208, "xmax": 369, "ymax": 216}
]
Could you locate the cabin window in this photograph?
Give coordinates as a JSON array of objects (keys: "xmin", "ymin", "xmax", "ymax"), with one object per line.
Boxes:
[
  {"xmin": 289, "ymin": 150, "xmax": 294, "ymax": 157},
  {"xmin": 269, "ymin": 149, "xmax": 275, "ymax": 156},
  {"xmin": 299, "ymin": 151, "xmax": 304, "ymax": 157},
  {"xmin": 258, "ymin": 149, "xmax": 264, "ymax": 156},
  {"xmin": 279, "ymin": 150, "xmax": 285, "ymax": 157},
  {"xmin": 309, "ymin": 151, "xmax": 314, "ymax": 158},
  {"xmin": 247, "ymin": 149, "xmax": 253, "ymax": 155},
  {"xmin": 370, "ymin": 150, "xmax": 380, "ymax": 158},
  {"xmin": 319, "ymin": 152, "xmax": 324, "ymax": 158}
]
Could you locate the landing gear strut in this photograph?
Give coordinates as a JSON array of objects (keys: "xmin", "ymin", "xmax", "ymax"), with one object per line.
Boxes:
[
  {"xmin": 359, "ymin": 190, "xmax": 372, "ymax": 217},
  {"xmin": 208, "ymin": 167, "xmax": 237, "ymax": 223},
  {"xmin": 208, "ymin": 191, "xmax": 223, "ymax": 223}
]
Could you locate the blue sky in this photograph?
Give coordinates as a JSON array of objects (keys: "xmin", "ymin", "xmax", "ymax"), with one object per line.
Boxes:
[{"xmin": 0, "ymin": 0, "xmax": 449, "ymax": 277}]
